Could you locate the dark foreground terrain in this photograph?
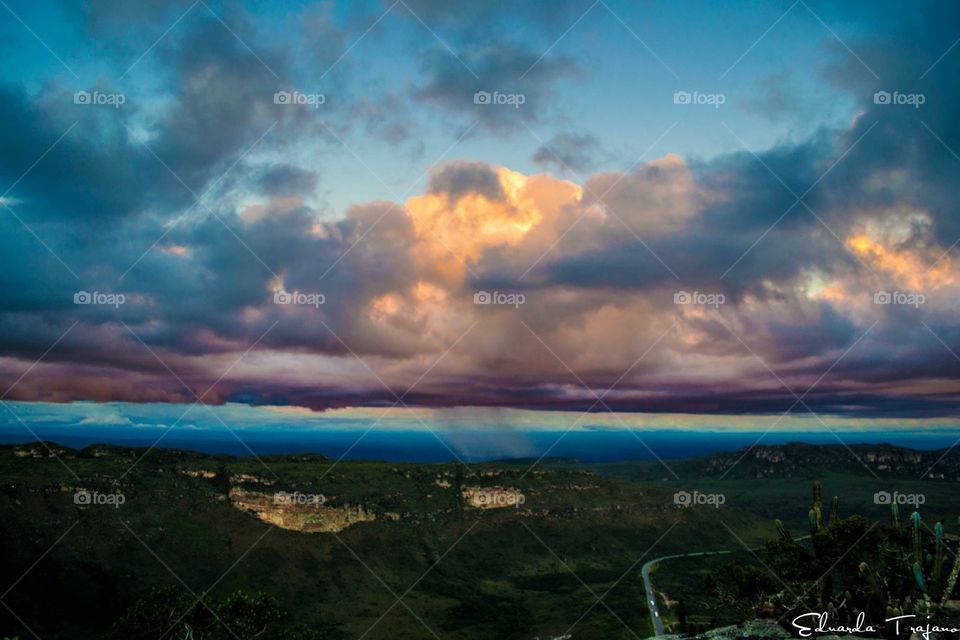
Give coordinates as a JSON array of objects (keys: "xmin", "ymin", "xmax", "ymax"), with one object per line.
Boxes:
[{"xmin": 2, "ymin": 441, "xmax": 960, "ymax": 639}]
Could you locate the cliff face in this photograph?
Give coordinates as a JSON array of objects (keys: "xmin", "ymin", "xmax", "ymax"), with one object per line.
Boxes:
[{"xmin": 228, "ymin": 487, "xmax": 375, "ymax": 533}]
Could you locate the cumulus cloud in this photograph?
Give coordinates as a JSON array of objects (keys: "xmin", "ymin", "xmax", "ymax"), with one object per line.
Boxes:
[{"xmin": 0, "ymin": 0, "xmax": 959, "ymax": 420}]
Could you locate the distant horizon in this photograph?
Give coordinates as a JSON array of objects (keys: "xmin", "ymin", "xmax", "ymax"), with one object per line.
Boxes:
[
  {"xmin": 6, "ymin": 399, "xmax": 960, "ymax": 431},
  {"xmin": 6, "ymin": 415, "xmax": 960, "ymax": 464}
]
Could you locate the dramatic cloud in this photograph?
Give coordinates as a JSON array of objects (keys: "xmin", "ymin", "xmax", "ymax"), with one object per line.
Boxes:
[{"xmin": 0, "ymin": 0, "xmax": 958, "ymax": 420}]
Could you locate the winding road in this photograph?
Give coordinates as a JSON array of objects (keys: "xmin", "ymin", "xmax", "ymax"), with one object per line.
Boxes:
[
  {"xmin": 642, "ymin": 535, "xmax": 810, "ymax": 636},
  {"xmin": 642, "ymin": 549, "xmax": 738, "ymax": 636}
]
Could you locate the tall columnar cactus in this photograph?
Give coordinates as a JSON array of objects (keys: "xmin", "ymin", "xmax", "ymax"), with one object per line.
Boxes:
[
  {"xmin": 773, "ymin": 489, "xmax": 960, "ymax": 612},
  {"xmin": 902, "ymin": 512, "xmax": 960, "ymax": 606},
  {"xmin": 911, "ymin": 511, "xmax": 923, "ymax": 564},
  {"xmin": 940, "ymin": 516, "xmax": 960, "ymax": 607},
  {"xmin": 812, "ymin": 481, "xmax": 823, "ymax": 531},
  {"xmin": 935, "ymin": 520, "xmax": 945, "ymax": 583},
  {"xmin": 914, "ymin": 561, "xmax": 928, "ymax": 593}
]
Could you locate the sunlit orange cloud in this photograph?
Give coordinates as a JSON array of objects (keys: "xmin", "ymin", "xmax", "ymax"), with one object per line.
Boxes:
[
  {"xmin": 847, "ymin": 234, "xmax": 956, "ymax": 290},
  {"xmin": 368, "ymin": 281, "xmax": 451, "ymax": 331},
  {"xmin": 405, "ymin": 167, "xmax": 582, "ymax": 279}
]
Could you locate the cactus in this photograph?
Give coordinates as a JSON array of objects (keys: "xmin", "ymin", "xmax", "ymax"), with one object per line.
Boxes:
[
  {"xmin": 913, "ymin": 562, "xmax": 927, "ymax": 592},
  {"xmin": 934, "ymin": 520, "xmax": 945, "ymax": 583},
  {"xmin": 770, "ymin": 491, "xmax": 960, "ymax": 615},
  {"xmin": 903, "ymin": 512, "xmax": 960, "ymax": 605},
  {"xmin": 941, "ymin": 550, "xmax": 960, "ymax": 606},
  {"xmin": 911, "ymin": 511, "xmax": 922, "ymax": 564},
  {"xmin": 812, "ymin": 481, "xmax": 823, "ymax": 531}
]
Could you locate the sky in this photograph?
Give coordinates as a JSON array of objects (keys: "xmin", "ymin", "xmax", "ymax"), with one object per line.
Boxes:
[{"xmin": 1, "ymin": 0, "xmax": 959, "ymax": 432}]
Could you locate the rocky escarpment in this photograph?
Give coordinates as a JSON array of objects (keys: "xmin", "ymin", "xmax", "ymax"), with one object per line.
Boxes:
[
  {"xmin": 228, "ymin": 487, "xmax": 375, "ymax": 533},
  {"xmin": 701, "ymin": 443, "xmax": 960, "ymax": 480},
  {"xmin": 12, "ymin": 442, "xmax": 73, "ymax": 458}
]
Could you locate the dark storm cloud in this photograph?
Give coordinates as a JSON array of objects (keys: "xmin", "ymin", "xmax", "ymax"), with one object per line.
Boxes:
[
  {"xmin": 532, "ymin": 132, "xmax": 606, "ymax": 174},
  {"xmin": 0, "ymin": 83, "xmax": 167, "ymax": 224},
  {"xmin": 427, "ymin": 160, "xmax": 504, "ymax": 202},
  {"xmin": 814, "ymin": 2, "xmax": 960, "ymax": 241},
  {"xmin": 416, "ymin": 44, "xmax": 578, "ymax": 133},
  {"xmin": 148, "ymin": 18, "xmax": 292, "ymax": 191}
]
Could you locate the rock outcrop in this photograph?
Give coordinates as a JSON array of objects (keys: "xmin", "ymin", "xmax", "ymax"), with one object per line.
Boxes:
[{"xmin": 228, "ymin": 487, "xmax": 374, "ymax": 533}]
